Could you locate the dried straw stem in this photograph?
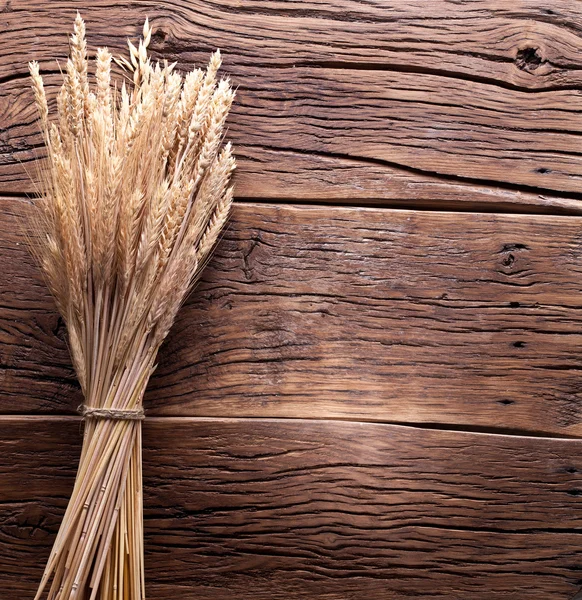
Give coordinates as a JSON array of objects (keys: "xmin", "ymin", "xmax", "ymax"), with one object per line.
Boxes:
[{"xmin": 28, "ymin": 13, "xmax": 235, "ymax": 600}]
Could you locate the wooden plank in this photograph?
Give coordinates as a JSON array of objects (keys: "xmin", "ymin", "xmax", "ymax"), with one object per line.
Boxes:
[
  {"xmin": 3, "ymin": 197, "xmax": 582, "ymax": 436},
  {"xmin": 1, "ymin": 416, "xmax": 581, "ymax": 599},
  {"xmin": 232, "ymin": 66, "xmax": 582, "ymax": 195},
  {"xmin": 3, "ymin": 2, "xmax": 582, "ymax": 200},
  {"xmin": 236, "ymin": 147, "xmax": 582, "ymax": 215},
  {"xmin": 3, "ymin": 1, "xmax": 582, "ymax": 87}
]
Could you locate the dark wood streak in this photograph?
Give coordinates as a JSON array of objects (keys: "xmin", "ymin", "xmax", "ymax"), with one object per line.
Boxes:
[{"xmin": 0, "ymin": 417, "xmax": 581, "ymax": 599}]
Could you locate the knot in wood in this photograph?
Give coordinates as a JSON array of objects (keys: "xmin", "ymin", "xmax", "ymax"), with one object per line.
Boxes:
[{"xmin": 515, "ymin": 47, "xmax": 544, "ymax": 72}]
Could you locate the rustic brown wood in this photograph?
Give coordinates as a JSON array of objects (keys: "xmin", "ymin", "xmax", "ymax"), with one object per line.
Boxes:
[
  {"xmin": 1, "ymin": 416, "xmax": 581, "ymax": 599},
  {"xmin": 3, "ymin": 2, "xmax": 582, "ymax": 593},
  {"xmin": 4, "ymin": 1, "xmax": 582, "ymax": 201},
  {"xmin": 2, "ymin": 196, "xmax": 582, "ymax": 436},
  {"xmin": 235, "ymin": 147, "xmax": 582, "ymax": 215},
  {"xmin": 3, "ymin": 0, "xmax": 582, "ymax": 89}
]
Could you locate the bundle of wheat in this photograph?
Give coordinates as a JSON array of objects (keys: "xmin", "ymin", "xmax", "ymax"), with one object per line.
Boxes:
[{"xmin": 28, "ymin": 13, "xmax": 235, "ymax": 600}]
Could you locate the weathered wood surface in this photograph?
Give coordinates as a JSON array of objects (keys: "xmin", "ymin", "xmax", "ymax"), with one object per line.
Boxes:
[
  {"xmin": 2, "ymin": 197, "xmax": 582, "ymax": 436},
  {"xmin": 1, "ymin": 416, "xmax": 581, "ymax": 599},
  {"xmin": 3, "ymin": 1, "xmax": 582, "ymax": 596},
  {"xmin": 4, "ymin": 1, "xmax": 582, "ymax": 203}
]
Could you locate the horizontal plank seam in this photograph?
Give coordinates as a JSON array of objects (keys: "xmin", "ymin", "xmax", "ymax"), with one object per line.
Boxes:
[
  {"xmin": 6, "ymin": 191, "xmax": 582, "ymax": 218},
  {"xmin": 234, "ymin": 196, "xmax": 582, "ymax": 216},
  {"xmin": 0, "ymin": 414, "xmax": 580, "ymax": 441}
]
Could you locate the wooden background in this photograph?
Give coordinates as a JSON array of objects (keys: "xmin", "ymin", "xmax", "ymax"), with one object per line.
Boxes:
[{"xmin": 2, "ymin": 1, "xmax": 582, "ymax": 598}]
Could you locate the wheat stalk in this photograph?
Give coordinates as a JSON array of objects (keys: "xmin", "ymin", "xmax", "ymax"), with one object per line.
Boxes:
[{"xmin": 28, "ymin": 13, "xmax": 235, "ymax": 599}]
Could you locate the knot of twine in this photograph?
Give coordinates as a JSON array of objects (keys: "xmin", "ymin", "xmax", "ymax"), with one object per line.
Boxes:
[{"xmin": 78, "ymin": 404, "xmax": 145, "ymax": 421}]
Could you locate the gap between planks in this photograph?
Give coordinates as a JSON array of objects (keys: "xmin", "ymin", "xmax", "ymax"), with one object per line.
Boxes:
[
  {"xmin": 235, "ymin": 195, "xmax": 582, "ymax": 216},
  {"xmin": 7, "ymin": 192, "xmax": 582, "ymax": 217},
  {"xmin": 0, "ymin": 414, "xmax": 580, "ymax": 442}
]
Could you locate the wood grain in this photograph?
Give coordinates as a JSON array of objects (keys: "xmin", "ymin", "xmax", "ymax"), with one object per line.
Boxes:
[
  {"xmin": 1, "ymin": 416, "xmax": 582, "ymax": 599},
  {"xmin": 3, "ymin": 1, "xmax": 582, "ymax": 201},
  {"xmin": 3, "ymin": 197, "xmax": 582, "ymax": 436},
  {"xmin": 3, "ymin": 1, "xmax": 582, "ymax": 87},
  {"xmin": 235, "ymin": 147, "xmax": 582, "ymax": 215},
  {"xmin": 3, "ymin": 1, "xmax": 582, "ymax": 596}
]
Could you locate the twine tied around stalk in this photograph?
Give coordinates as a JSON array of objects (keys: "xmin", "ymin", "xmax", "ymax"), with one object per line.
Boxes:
[{"xmin": 78, "ymin": 404, "xmax": 145, "ymax": 421}]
